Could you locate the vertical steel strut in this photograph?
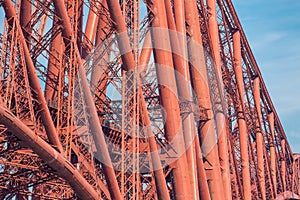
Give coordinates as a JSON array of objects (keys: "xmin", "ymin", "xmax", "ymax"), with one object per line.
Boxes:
[
  {"xmin": 232, "ymin": 30, "xmax": 251, "ymax": 200},
  {"xmin": 149, "ymin": 0, "xmax": 193, "ymax": 199},
  {"xmin": 50, "ymin": 0, "xmax": 123, "ymax": 198}
]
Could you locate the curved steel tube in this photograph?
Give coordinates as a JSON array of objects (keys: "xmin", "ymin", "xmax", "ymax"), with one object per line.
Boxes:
[{"xmin": 0, "ymin": 106, "xmax": 100, "ymax": 199}]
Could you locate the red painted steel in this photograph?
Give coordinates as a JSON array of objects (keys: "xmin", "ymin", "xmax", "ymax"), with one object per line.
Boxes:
[
  {"xmin": 233, "ymin": 30, "xmax": 251, "ymax": 200},
  {"xmin": 0, "ymin": 0, "xmax": 298, "ymax": 199},
  {"xmin": 253, "ymin": 77, "xmax": 266, "ymax": 199}
]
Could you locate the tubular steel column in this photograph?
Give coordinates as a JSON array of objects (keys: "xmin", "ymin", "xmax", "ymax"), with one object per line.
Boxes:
[
  {"xmin": 207, "ymin": 0, "xmax": 222, "ymax": 76},
  {"xmin": 51, "ymin": 0, "xmax": 122, "ymax": 199},
  {"xmin": 84, "ymin": 1, "xmax": 99, "ymax": 45},
  {"xmin": 106, "ymin": 0, "xmax": 135, "ymax": 70},
  {"xmin": 281, "ymin": 139, "xmax": 286, "ymax": 191},
  {"xmin": 164, "ymin": 0, "xmax": 199, "ymax": 198},
  {"xmin": 105, "ymin": 1, "xmax": 170, "ymax": 199},
  {"xmin": 185, "ymin": 0, "xmax": 227, "ymax": 199},
  {"xmin": 181, "ymin": 4, "xmax": 214, "ymax": 197},
  {"xmin": 91, "ymin": 0, "xmax": 110, "ymax": 87},
  {"xmin": 139, "ymin": 31, "xmax": 152, "ymax": 70},
  {"xmin": 253, "ymin": 77, "xmax": 266, "ymax": 199},
  {"xmin": 268, "ymin": 112, "xmax": 277, "ymax": 195},
  {"xmin": 2, "ymin": 0, "xmax": 64, "ymax": 153},
  {"xmin": 82, "ymin": 0, "xmax": 102, "ymax": 58},
  {"xmin": 149, "ymin": 0, "xmax": 192, "ymax": 199},
  {"xmin": 206, "ymin": 0, "xmax": 230, "ymax": 199},
  {"xmin": 20, "ymin": 0, "xmax": 31, "ymax": 46},
  {"xmin": 95, "ymin": 0, "xmax": 109, "ymax": 46},
  {"xmin": 45, "ymin": 18, "xmax": 63, "ymax": 101},
  {"xmin": 139, "ymin": 35, "xmax": 171, "ymax": 200},
  {"xmin": 233, "ymin": 30, "xmax": 251, "ymax": 200}
]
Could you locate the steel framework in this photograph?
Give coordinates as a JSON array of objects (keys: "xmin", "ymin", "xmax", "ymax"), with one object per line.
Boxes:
[{"xmin": 0, "ymin": 0, "xmax": 299, "ymax": 199}]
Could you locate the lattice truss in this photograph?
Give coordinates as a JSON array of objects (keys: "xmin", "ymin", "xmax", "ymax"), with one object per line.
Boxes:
[{"xmin": 0, "ymin": 0, "xmax": 299, "ymax": 199}]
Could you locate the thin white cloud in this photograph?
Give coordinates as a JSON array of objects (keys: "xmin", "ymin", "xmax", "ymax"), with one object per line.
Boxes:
[
  {"xmin": 251, "ymin": 31, "xmax": 287, "ymax": 49},
  {"xmin": 264, "ymin": 32, "xmax": 286, "ymax": 42}
]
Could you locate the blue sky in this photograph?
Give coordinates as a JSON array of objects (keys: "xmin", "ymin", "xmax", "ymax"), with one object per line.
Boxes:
[{"xmin": 232, "ymin": 0, "xmax": 300, "ymax": 152}]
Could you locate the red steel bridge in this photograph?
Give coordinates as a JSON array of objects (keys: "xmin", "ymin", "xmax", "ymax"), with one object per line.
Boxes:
[{"xmin": 0, "ymin": 0, "xmax": 299, "ymax": 199}]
